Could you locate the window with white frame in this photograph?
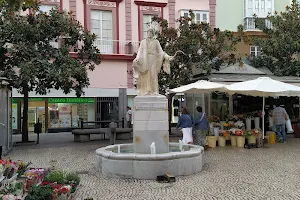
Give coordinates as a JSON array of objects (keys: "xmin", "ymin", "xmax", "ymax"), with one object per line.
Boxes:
[
  {"xmin": 143, "ymin": 14, "xmax": 158, "ymax": 39},
  {"xmin": 90, "ymin": 10, "xmax": 113, "ymax": 53},
  {"xmin": 180, "ymin": 10, "xmax": 209, "ymax": 24},
  {"xmin": 250, "ymin": 46, "xmax": 261, "ymax": 57},
  {"xmin": 38, "ymin": 5, "xmax": 56, "ymax": 14},
  {"xmin": 38, "ymin": 5, "xmax": 58, "ymax": 48},
  {"xmin": 244, "ymin": 0, "xmax": 273, "ymax": 18}
]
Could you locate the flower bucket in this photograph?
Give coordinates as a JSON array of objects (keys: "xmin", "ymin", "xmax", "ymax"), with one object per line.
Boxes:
[
  {"xmin": 230, "ymin": 135, "xmax": 237, "ymax": 146},
  {"xmin": 218, "ymin": 136, "xmax": 226, "ymax": 147},
  {"xmin": 225, "ymin": 134, "xmax": 230, "ymax": 140},
  {"xmin": 246, "ymin": 118, "xmax": 251, "ymax": 130},
  {"xmin": 213, "ymin": 127, "xmax": 220, "ymax": 139},
  {"xmin": 247, "ymin": 135, "xmax": 256, "ymax": 144},
  {"xmin": 254, "ymin": 117, "xmax": 260, "ymax": 129},
  {"xmin": 236, "ymin": 136, "xmax": 245, "ymax": 148},
  {"xmin": 207, "ymin": 136, "xmax": 216, "ymax": 148}
]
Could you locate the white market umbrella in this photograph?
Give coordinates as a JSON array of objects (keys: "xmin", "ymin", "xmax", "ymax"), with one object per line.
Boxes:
[
  {"xmin": 226, "ymin": 77, "xmax": 300, "ymax": 137},
  {"xmin": 170, "ymin": 80, "xmax": 227, "ymax": 94}
]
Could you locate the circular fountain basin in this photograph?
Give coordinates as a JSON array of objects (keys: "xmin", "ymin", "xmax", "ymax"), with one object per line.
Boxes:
[{"xmin": 95, "ymin": 143, "xmax": 204, "ymax": 180}]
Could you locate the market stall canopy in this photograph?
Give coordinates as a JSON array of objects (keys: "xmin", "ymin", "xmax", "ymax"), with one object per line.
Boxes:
[
  {"xmin": 225, "ymin": 77, "xmax": 300, "ymax": 137},
  {"xmin": 170, "ymin": 80, "xmax": 227, "ymax": 94},
  {"xmin": 225, "ymin": 77, "xmax": 300, "ymax": 97}
]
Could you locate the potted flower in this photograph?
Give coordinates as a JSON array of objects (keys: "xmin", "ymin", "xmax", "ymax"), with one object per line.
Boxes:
[
  {"xmin": 235, "ymin": 130, "xmax": 246, "ymax": 148},
  {"xmin": 229, "ymin": 129, "xmax": 237, "ymax": 146},
  {"xmin": 218, "ymin": 131, "xmax": 229, "ymax": 147},
  {"xmin": 234, "ymin": 121, "xmax": 245, "ymax": 130},
  {"xmin": 206, "ymin": 130, "xmax": 217, "ymax": 148}
]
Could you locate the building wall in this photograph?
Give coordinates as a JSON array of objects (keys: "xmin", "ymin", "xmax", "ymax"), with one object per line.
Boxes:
[
  {"xmin": 216, "ymin": 0, "xmax": 243, "ymax": 32},
  {"xmin": 216, "ymin": 0, "xmax": 291, "ymax": 32}
]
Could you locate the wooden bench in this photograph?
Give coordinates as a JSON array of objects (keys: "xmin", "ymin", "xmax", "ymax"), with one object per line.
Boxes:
[{"xmin": 72, "ymin": 128, "xmax": 109, "ymax": 142}]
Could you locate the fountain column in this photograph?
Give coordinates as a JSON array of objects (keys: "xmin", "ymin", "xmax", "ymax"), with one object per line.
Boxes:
[{"xmin": 133, "ymin": 95, "xmax": 169, "ymax": 154}]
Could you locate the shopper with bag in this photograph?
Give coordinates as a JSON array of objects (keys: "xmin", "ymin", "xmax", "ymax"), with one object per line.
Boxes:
[
  {"xmin": 273, "ymin": 104, "xmax": 288, "ymax": 143},
  {"xmin": 176, "ymin": 107, "xmax": 193, "ymax": 144},
  {"xmin": 193, "ymin": 106, "xmax": 209, "ymax": 146}
]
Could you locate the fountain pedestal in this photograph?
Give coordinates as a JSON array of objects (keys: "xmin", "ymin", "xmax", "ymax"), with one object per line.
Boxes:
[{"xmin": 133, "ymin": 95, "xmax": 169, "ymax": 154}]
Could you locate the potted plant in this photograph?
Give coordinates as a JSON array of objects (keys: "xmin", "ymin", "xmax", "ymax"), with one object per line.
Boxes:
[
  {"xmin": 229, "ymin": 130, "xmax": 237, "ymax": 146},
  {"xmin": 206, "ymin": 131, "xmax": 217, "ymax": 148},
  {"xmin": 234, "ymin": 121, "xmax": 245, "ymax": 130},
  {"xmin": 235, "ymin": 130, "xmax": 246, "ymax": 148},
  {"xmin": 218, "ymin": 131, "xmax": 229, "ymax": 147}
]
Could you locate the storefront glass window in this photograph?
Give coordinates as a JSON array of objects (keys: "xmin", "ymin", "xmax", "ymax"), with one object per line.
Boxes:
[{"xmin": 47, "ymin": 98, "xmax": 95, "ymax": 129}]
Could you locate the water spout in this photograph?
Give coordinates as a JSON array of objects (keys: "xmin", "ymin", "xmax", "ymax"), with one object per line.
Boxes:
[
  {"xmin": 179, "ymin": 140, "xmax": 183, "ymax": 152},
  {"xmin": 150, "ymin": 142, "xmax": 156, "ymax": 154},
  {"xmin": 118, "ymin": 145, "xmax": 121, "ymax": 153}
]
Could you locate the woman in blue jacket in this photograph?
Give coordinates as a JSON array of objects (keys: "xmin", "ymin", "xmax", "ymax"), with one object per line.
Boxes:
[
  {"xmin": 177, "ymin": 107, "xmax": 193, "ymax": 144},
  {"xmin": 193, "ymin": 106, "xmax": 209, "ymax": 146}
]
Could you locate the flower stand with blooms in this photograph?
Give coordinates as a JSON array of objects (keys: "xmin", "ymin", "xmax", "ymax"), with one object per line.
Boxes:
[
  {"xmin": 0, "ymin": 160, "xmax": 80, "ymax": 200},
  {"xmin": 246, "ymin": 130, "xmax": 256, "ymax": 145},
  {"xmin": 235, "ymin": 130, "xmax": 246, "ymax": 148},
  {"xmin": 234, "ymin": 121, "xmax": 245, "ymax": 130},
  {"xmin": 218, "ymin": 131, "xmax": 229, "ymax": 147},
  {"xmin": 230, "ymin": 131, "xmax": 237, "ymax": 146},
  {"xmin": 206, "ymin": 131, "xmax": 217, "ymax": 148}
]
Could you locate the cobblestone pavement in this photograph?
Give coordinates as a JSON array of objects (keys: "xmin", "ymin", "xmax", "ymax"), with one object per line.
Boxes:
[{"xmin": 6, "ymin": 135, "xmax": 300, "ymax": 200}]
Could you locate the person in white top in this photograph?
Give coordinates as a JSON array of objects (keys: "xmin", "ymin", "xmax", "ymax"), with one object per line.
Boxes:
[{"xmin": 126, "ymin": 106, "xmax": 132, "ymax": 128}]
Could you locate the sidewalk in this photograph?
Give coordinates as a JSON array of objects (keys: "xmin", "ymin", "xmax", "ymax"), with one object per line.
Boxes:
[{"xmin": 12, "ymin": 127, "xmax": 182, "ymax": 149}]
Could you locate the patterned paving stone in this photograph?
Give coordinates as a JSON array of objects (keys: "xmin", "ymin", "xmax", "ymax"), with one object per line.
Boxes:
[{"xmin": 5, "ymin": 136, "xmax": 300, "ymax": 200}]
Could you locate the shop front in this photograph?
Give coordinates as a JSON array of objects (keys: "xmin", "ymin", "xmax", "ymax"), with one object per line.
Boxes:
[{"xmin": 13, "ymin": 97, "xmax": 95, "ymax": 133}]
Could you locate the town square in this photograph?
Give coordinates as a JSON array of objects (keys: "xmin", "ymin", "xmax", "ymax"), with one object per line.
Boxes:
[{"xmin": 1, "ymin": 0, "xmax": 300, "ymax": 199}]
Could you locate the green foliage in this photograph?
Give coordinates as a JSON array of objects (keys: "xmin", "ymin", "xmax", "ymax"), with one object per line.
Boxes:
[
  {"xmin": 45, "ymin": 171, "xmax": 65, "ymax": 184},
  {"xmin": 25, "ymin": 185, "xmax": 53, "ymax": 200},
  {"xmin": 0, "ymin": 5, "xmax": 101, "ymax": 141},
  {"xmin": 65, "ymin": 172, "xmax": 80, "ymax": 185},
  {"xmin": 45, "ymin": 170, "xmax": 80, "ymax": 185},
  {"xmin": 152, "ymin": 11, "xmax": 240, "ymax": 94},
  {"xmin": 248, "ymin": 0, "xmax": 300, "ymax": 76}
]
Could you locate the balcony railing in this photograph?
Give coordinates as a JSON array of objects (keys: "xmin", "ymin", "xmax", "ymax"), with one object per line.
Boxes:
[
  {"xmin": 93, "ymin": 39, "xmax": 140, "ymax": 55},
  {"xmin": 244, "ymin": 17, "xmax": 272, "ymax": 31},
  {"xmin": 49, "ymin": 39, "xmax": 140, "ymax": 55}
]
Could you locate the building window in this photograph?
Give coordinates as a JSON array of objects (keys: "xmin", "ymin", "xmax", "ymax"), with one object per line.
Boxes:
[
  {"xmin": 250, "ymin": 46, "xmax": 261, "ymax": 57},
  {"xmin": 38, "ymin": 5, "xmax": 58, "ymax": 48},
  {"xmin": 90, "ymin": 10, "xmax": 113, "ymax": 53},
  {"xmin": 180, "ymin": 10, "xmax": 209, "ymax": 24},
  {"xmin": 244, "ymin": 0, "xmax": 273, "ymax": 18},
  {"xmin": 143, "ymin": 14, "xmax": 158, "ymax": 39}
]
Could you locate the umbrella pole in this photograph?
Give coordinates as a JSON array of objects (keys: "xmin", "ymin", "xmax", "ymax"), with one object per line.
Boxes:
[{"xmin": 262, "ymin": 97, "xmax": 265, "ymax": 139}]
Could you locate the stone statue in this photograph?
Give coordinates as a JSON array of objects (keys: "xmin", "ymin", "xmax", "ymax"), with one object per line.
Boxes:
[{"xmin": 133, "ymin": 29, "xmax": 182, "ymax": 96}]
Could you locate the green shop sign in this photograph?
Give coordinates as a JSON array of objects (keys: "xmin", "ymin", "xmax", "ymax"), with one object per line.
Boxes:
[
  {"xmin": 12, "ymin": 98, "xmax": 45, "ymax": 103},
  {"xmin": 48, "ymin": 98, "xmax": 94, "ymax": 104}
]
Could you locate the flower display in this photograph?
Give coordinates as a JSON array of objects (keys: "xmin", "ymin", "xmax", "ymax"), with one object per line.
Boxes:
[
  {"xmin": 223, "ymin": 122, "xmax": 234, "ymax": 130},
  {"xmin": 212, "ymin": 122, "xmax": 220, "ymax": 127},
  {"xmin": 208, "ymin": 115, "xmax": 220, "ymax": 123},
  {"xmin": 234, "ymin": 121, "xmax": 245, "ymax": 129},
  {"xmin": 219, "ymin": 130, "xmax": 230, "ymax": 137},
  {"xmin": 234, "ymin": 129, "xmax": 246, "ymax": 136}
]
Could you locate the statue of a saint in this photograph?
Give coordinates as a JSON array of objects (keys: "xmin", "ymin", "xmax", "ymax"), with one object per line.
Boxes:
[{"xmin": 133, "ymin": 29, "xmax": 175, "ymax": 96}]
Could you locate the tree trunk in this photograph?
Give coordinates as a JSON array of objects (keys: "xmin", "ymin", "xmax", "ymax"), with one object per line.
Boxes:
[
  {"xmin": 21, "ymin": 87, "xmax": 29, "ymax": 142},
  {"xmin": 168, "ymin": 93, "xmax": 175, "ymax": 135}
]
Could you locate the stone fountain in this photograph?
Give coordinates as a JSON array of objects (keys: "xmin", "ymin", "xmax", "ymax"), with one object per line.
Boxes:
[{"xmin": 95, "ymin": 29, "xmax": 204, "ymax": 179}]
